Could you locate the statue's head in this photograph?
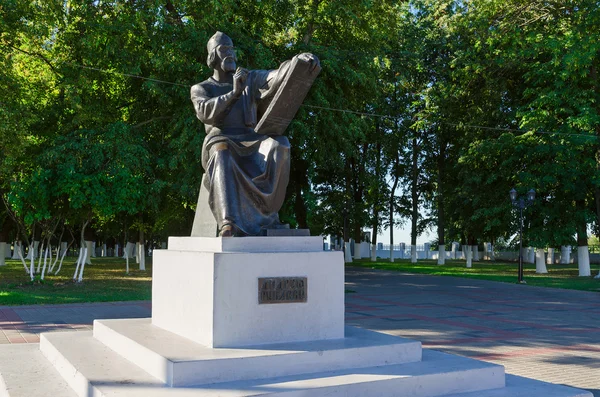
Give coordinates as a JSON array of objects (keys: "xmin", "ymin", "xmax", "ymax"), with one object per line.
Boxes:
[{"xmin": 207, "ymin": 31, "xmax": 236, "ymax": 72}]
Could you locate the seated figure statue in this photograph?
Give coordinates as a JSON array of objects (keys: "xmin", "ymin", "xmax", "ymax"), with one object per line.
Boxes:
[{"xmin": 191, "ymin": 32, "xmax": 320, "ymax": 237}]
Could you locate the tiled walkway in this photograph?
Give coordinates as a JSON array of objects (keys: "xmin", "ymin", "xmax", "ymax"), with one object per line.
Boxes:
[
  {"xmin": 1, "ymin": 267, "xmax": 598, "ymax": 396},
  {"xmin": 345, "ymin": 267, "xmax": 600, "ymax": 396}
]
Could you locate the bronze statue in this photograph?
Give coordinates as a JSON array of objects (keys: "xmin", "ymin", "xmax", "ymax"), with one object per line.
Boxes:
[{"xmin": 191, "ymin": 32, "xmax": 320, "ymax": 237}]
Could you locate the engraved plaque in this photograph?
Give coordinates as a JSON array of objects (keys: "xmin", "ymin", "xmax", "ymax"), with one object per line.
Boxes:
[{"xmin": 258, "ymin": 277, "xmax": 307, "ymax": 304}]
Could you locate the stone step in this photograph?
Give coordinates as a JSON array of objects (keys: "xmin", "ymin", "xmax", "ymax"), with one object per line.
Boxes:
[
  {"xmin": 443, "ymin": 374, "xmax": 593, "ymax": 397},
  {"xmin": 1, "ymin": 340, "xmax": 590, "ymax": 397},
  {"xmin": 93, "ymin": 318, "xmax": 422, "ymax": 386},
  {"xmin": 37, "ymin": 330, "xmax": 505, "ymax": 397},
  {"xmin": 0, "ymin": 344, "xmax": 78, "ymax": 397},
  {"xmin": 39, "ymin": 331, "xmax": 163, "ymax": 397}
]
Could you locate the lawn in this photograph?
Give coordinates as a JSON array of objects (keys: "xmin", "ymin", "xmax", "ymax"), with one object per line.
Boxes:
[
  {"xmin": 349, "ymin": 258, "xmax": 600, "ymax": 292},
  {"xmin": 2, "ymin": 255, "xmax": 599, "ymax": 306},
  {"xmin": 0, "ymin": 257, "xmax": 152, "ymax": 306}
]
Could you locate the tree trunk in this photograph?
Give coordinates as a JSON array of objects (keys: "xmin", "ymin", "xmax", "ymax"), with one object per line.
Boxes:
[
  {"xmin": 75, "ymin": 219, "xmax": 90, "ymax": 282},
  {"xmin": 535, "ymin": 248, "xmax": 548, "ymax": 273},
  {"xmin": 0, "ymin": 242, "xmax": 5, "ymax": 266},
  {"xmin": 54, "ymin": 241, "xmax": 70, "ymax": 275},
  {"xmin": 40, "ymin": 245, "xmax": 49, "ymax": 280},
  {"xmin": 437, "ymin": 142, "xmax": 446, "ymax": 265},
  {"xmin": 12, "ymin": 241, "xmax": 21, "ymax": 259},
  {"xmin": 576, "ymin": 199, "xmax": 590, "ymax": 276},
  {"xmin": 124, "ymin": 242, "xmax": 135, "ymax": 259},
  {"xmin": 473, "ymin": 244, "xmax": 480, "ymax": 261},
  {"xmin": 353, "ymin": 240, "xmax": 361, "ymax": 260},
  {"xmin": 577, "ymin": 246, "xmax": 590, "ymax": 276},
  {"xmin": 36, "ymin": 242, "xmax": 44, "ymax": 273},
  {"xmin": 352, "ymin": 144, "xmax": 367, "ymax": 243},
  {"xmin": 371, "ymin": 139, "xmax": 381, "ymax": 262},
  {"xmin": 389, "ymin": 157, "xmax": 400, "ymax": 263},
  {"xmin": 410, "ymin": 245, "xmax": 417, "ymax": 263},
  {"xmin": 27, "ymin": 240, "xmax": 40, "ymax": 260},
  {"xmin": 410, "ymin": 137, "xmax": 419, "ymax": 263},
  {"xmin": 465, "ymin": 245, "xmax": 472, "ymax": 268},
  {"xmin": 343, "ymin": 239, "xmax": 352, "ymax": 263},
  {"xmin": 438, "ymin": 245, "xmax": 445, "ymax": 265},
  {"xmin": 139, "ymin": 229, "xmax": 146, "ymax": 271},
  {"xmin": 73, "ymin": 247, "xmax": 84, "ymax": 281},
  {"xmin": 85, "ymin": 240, "xmax": 93, "ymax": 265},
  {"xmin": 0, "ymin": 221, "xmax": 9, "ymax": 265},
  {"xmin": 290, "ymin": 156, "xmax": 309, "ymax": 229},
  {"xmin": 77, "ymin": 247, "xmax": 88, "ymax": 282}
]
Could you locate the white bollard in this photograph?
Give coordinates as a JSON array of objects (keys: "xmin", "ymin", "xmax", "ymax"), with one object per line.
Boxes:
[
  {"xmin": 560, "ymin": 246, "xmax": 570, "ymax": 264},
  {"xmin": 547, "ymin": 247, "xmax": 555, "ymax": 265}
]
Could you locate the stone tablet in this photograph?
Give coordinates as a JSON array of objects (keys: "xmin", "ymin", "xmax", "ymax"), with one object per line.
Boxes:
[
  {"xmin": 258, "ymin": 277, "xmax": 307, "ymax": 304},
  {"xmin": 255, "ymin": 56, "xmax": 321, "ymax": 136}
]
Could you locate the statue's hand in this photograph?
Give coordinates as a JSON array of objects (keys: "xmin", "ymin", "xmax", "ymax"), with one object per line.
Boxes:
[
  {"xmin": 233, "ymin": 67, "xmax": 249, "ymax": 97},
  {"xmin": 298, "ymin": 53, "xmax": 321, "ymax": 73}
]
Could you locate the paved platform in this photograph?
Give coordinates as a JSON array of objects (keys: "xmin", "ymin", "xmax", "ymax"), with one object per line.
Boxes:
[{"xmin": 1, "ymin": 267, "xmax": 598, "ymax": 396}]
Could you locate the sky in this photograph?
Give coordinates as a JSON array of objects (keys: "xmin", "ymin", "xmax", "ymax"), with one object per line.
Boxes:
[{"xmin": 376, "ymin": 224, "xmax": 434, "ymax": 246}]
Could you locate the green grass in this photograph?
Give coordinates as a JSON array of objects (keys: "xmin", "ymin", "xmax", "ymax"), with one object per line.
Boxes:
[
  {"xmin": 0, "ymin": 257, "xmax": 151, "ymax": 306},
  {"xmin": 349, "ymin": 258, "xmax": 600, "ymax": 292},
  {"xmin": 2, "ymin": 256, "xmax": 599, "ymax": 306}
]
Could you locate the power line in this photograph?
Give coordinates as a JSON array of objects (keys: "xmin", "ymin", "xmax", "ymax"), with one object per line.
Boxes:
[
  {"xmin": 7, "ymin": 53, "xmax": 597, "ymax": 140},
  {"xmin": 304, "ymin": 106, "xmax": 597, "ymax": 139},
  {"xmin": 64, "ymin": 63, "xmax": 189, "ymax": 88},
  {"xmin": 302, "ymin": 104, "xmax": 400, "ymax": 120},
  {"xmin": 444, "ymin": 123, "xmax": 597, "ymax": 139}
]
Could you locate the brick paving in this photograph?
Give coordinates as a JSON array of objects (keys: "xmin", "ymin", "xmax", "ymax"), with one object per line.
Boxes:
[
  {"xmin": 345, "ymin": 267, "xmax": 600, "ymax": 396},
  {"xmin": 0, "ymin": 267, "xmax": 598, "ymax": 395}
]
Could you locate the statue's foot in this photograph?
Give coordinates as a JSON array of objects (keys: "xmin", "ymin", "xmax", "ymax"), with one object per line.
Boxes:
[
  {"xmin": 219, "ymin": 224, "xmax": 235, "ymax": 237},
  {"xmin": 220, "ymin": 222, "xmax": 245, "ymax": 237}
]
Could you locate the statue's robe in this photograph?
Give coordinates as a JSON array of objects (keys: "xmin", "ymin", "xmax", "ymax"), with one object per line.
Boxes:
[{"xmin": 191, "ymin": 60, "xmax": 294, "ymax": 236}]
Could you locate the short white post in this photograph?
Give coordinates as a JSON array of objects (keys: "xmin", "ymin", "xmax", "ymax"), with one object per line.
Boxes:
[
  {"xmin": 547, "ymin": 247, "xmax": 555, "ymax": 265},
  {"xmin": 344, "ymin": 239, "xmax": 352, "ymax": 263}
]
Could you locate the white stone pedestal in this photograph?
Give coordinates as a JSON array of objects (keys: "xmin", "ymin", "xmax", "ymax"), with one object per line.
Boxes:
[{"xmin": 152, "ymin": 236, "xmax": 344, "ymax": 347}]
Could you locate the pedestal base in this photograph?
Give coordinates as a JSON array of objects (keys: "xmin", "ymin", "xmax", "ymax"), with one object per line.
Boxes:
[
  {"xmin": 151, "ymin": 237, "xmax": 344, "ymax": 347},
  {"xmin": 0, "ymin": 237, "xmax": 592, "ymax": 397}
]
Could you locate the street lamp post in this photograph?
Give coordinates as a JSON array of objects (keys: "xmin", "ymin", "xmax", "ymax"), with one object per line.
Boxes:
[{"xmin": 509, "ymin": 188, "xmax": 535, "ymax": 284}]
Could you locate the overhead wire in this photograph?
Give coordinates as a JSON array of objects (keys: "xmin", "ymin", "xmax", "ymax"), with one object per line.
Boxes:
[
  {"xmin": 4, "ymin": 46, "xmax": 597, "ymax": 140},
  {"xmin": 63, "ymin": 63, "xmax": 190, "ymax": 88}
]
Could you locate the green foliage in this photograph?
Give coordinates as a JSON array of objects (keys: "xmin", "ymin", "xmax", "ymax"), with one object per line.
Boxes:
[{"xmin": 0, "ymin": 0, "xmax": 599, "ymax": 252}]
